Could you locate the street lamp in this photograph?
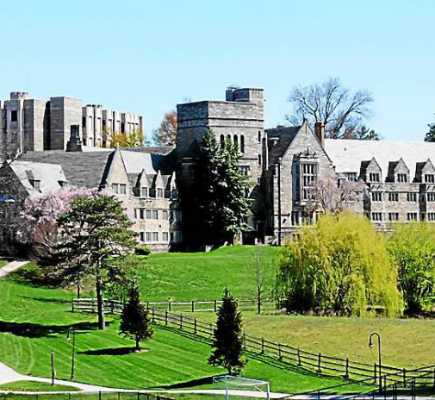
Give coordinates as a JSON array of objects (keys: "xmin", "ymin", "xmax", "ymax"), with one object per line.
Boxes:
[
  {"xmin": 368, "ymin": 332, "xmax": 382, "ymax": 392},
  {"xmin": 66, "ymin": 328, "xmax": 76, "ymax": 380}
]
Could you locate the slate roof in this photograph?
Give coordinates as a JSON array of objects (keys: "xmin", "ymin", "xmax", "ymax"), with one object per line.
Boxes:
[
  {"xmin": 266, "ymin": 126, "xmax": 301, "ymax": 164},
  {"xmin": 324, "ymin": 139, "xmax": 435, "ymax": 179},
  {"xmin": 18, "ymin": 151, "xmax": 112, "ymax": 188}
]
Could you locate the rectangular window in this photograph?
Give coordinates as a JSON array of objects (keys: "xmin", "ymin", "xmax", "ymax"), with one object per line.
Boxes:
[
  {"xmin": 301, "ymin": 163, "xmax": 318, "ymax": 201},
  {"xmin": 112, "ymin": 183, "xmax": 119, "ymax": 194},
  {"xmin": 139, "ymin": 232, "xmax": 145, "ymax": 242},
  {"xmin": 346, "ymin": 172, "xmax": 358, "ymax": 182},
  {"xmin": 428, "ymin": 213, "xmax": 435, "ymax": 221},
  {"xmin": 140, "ymin": 209, "xmax": 145, "ymax": 220},
  {"xmin": 119, "ymin": 184, "xmax": 127, "ymax": 195},
  {"xmin": 388, "ymin": 213, "xmax": 399, "ymax": 221},
  {"xmin": 170, "ymin": 232, "xmax": 174, "ymax": 242},
  {"xmin": 134, "ymin": 209, "xmax": 138, "ymax": 219},
  {"xmin": 388, "ymin": 192, "xmax": 399, "ymax": 202},
  {"xmin": 407, "ymin": 193, "xmax": 417, "ymax": 202},
  {"xmin": 369, "ymin": 173, "xmax": 380, "ymax": 182},
  {"xmin": 371, "ymin": 212, "xmax": 383, "ymax": 222},
  {"xmin": 240, "ymin": 166, "xmax": 250, "ymax": 176},
  {"xmin": 141, "ymin": 187, "xmax": 148, "ymax": 197},
  {"xmin": 30, "ymin": 180, "xmax": 41, "ymax": 190},
  {"xmin": 427, "ymin": 193, "xmax": 435, "ymax": 202},
  {"xmin": 11, "ymin": 110, "xmax": 18, "ymax": 123},
  {"xmin": 146, "ymin": 210, "xmax": 152, "ymax": 219},
  {"xmin": 153, "ymin": 210, "xmax": 159, "ymax": 219},
  {"xmin": 146, "ymin": 232, "xmax": 151, "ymax": 242},
  {"xmin": 163, "ymin": 232, "xmax": 169, "ymax": 242},
  {"xmin": 371, "ymin": 192, "xmax": 382, "ymax": 202},
  {"xmin": 397, "ymin": 173, "xmax": 407, "ymax": 183},
  {"xmin": 258, "ymin": 154, "xmax": 262, "ymax": 166},
  {"xmin": 407, "ymin": 213, "xmax": 418, "ymax": 221},
  {"xmin": 153, "ymin": 232, "xmax": 159, "ymax": 242},
  {"xmin": 163, "ymin": 210, "xmax": 169, "ymax": 220},
  {"xmin": 425, "ymin": 174, "xmax": 435, "ymax": 183},
  {"xmin": 157, "ymin": 188, "xmax": 164, "ymax": 198}
]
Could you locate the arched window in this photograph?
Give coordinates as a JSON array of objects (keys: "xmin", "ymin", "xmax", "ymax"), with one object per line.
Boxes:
[
  {"xmin": 233, "ymin": 134, "xmax": 238, "ymax": 149},
  {"xmin": 240, "ymin": 135, "xmax": 245, "ymax": 153},
  {"xmin": 227, "ymin": 134, "xmax": 231, "ymax": 142},
  {"xmin": 220, "ymin": 134, "xmax": 225, "ymax": 147},
  {"xmin": 258, "ymin": 130, "xmax": 261, "ymax": 143}
]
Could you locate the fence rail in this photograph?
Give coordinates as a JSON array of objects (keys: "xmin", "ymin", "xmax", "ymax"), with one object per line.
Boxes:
[{"xmin": 72, "ymin": 298, "xmax": 435, "ymax": 389}]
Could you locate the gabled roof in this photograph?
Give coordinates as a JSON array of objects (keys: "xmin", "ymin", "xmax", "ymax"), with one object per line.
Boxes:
[
  {"xmin": 266, "ymin": 126, "xmax": 301, "ymax": 164},
  {"xmin": 324, "ymin": 139, "xmax": 435, "ymax": 179}
]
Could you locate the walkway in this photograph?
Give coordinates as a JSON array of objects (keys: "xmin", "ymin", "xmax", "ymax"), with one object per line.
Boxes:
[{"xmin": 0, "ymin": 260, "xmax": 29, "ymax": 279}]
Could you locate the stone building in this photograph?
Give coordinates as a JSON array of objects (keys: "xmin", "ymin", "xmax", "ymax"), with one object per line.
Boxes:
[
  {"xmin": 0, "ymin": 92, "xmax": 143, "ymax": 153},
  {"xmin": 3, "ymin": 85, "xmax": 435, "ymax": 251}
]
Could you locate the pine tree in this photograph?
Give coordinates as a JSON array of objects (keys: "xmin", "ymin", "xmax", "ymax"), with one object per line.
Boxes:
[
  {"xmin": 208, "ymin": 290, "xmax": 245, "ymax": 375},
  {"xmin": 120, "ymin": 285, "xmax": 153, "ymax": 351},
  {"xmin": 182, "ymin": 130, "xmax": 251, "ymax": 246}
]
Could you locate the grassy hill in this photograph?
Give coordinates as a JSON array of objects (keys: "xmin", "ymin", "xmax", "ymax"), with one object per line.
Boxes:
[
  {"xmin": 0, "ymin": 266, "xmax": 369, "ymax": 394},
  {"xmin": 134, "ymin": 246, "xmax": 280, "ymax": 301}
]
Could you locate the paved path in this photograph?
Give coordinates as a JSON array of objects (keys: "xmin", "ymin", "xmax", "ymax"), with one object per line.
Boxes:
[{"xmin": 0, "ymin": 260, "xmax": 29, "ymax": 279}]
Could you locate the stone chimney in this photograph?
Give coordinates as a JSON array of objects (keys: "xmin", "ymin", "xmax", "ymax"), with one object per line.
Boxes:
[
  {"xmin": 314, "ymin": 122, "xmax": 325, "ymax": 148},
  {"xmin": 66, "ymin": 125, "xmax": 83, "ymax": 152}
]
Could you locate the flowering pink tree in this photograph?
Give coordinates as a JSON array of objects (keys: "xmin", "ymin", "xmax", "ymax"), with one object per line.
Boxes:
[{"xmin": 305, "ymin": 178, "xmax": 366, "ymax": 217}]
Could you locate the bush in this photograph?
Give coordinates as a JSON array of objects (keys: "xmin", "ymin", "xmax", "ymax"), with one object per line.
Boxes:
[
  {"xmin": 389, "ymin": 222, "xmax": 435, "ymax": 313},
  {"xmin": 276, "ymin": 211, "xmax": 403, "ymax": 317},
  {"xmin": 135, "ymin": 246, "xmax": 151, "ymax": 256}
]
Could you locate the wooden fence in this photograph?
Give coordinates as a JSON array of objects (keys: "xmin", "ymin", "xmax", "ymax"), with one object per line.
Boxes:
[
  {"xmin": 71, "ymin": 298, "xmax": 435, "ymax": 388},
  {"xmin": 72, "ymin": 298, "xmax": 274, "ymax": 314}
]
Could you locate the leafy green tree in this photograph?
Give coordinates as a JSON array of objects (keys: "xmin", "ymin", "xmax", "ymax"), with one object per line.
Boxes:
[
  {"xmin": 276, "ymin": 211, "xmax": 403, "ymax": 316},
  {"xmin": 58, "ymin": 194, "xmax": 137, "ymax": 330},
  {"xmin": 181, "ymin": 130, "xmax": 251, "ymax": 246},
  {"xmin": 388, "ymin": 222, "xmax": 435, "ymax": 313},
  {"xmin": 424, "ymin": 120, "xmax": 435, "ymax": 142},
  {"xmin": 120, "ymin": 285, "xmax": 153, "ymax": 351},
  {"xmin": 209, "ymin": 290, "xmax": 245, "ymax": 375}
]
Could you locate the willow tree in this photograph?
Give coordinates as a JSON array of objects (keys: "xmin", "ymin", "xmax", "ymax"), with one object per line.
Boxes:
[
  {"xmin": 389, "ymin": 222, "xmax": 435, "ymax": 314},
  {"xmin": 276, "ymin": 211, "xmax": 402, "ymax": 316}
]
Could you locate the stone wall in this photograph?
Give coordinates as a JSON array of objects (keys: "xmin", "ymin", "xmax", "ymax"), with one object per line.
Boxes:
[{"xmin": 50, "ymin": 97, "xmax": 82, "ymax": 150}]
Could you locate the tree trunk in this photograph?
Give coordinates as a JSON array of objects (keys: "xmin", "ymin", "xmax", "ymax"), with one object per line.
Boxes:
[
  {"xmin": 96, "ymin": 270, "xmax": 105, "ymax": 330},
  {"xmin": 77, "ymin": 283, "xmax": 81, "ymax": 299},
  {"xmin": 257, "ymin": 286, "xmax": 261, "ymax": 315},
  {"xmin": 136, "ymin": 335, "xmax": 140, "ymax": 351}
]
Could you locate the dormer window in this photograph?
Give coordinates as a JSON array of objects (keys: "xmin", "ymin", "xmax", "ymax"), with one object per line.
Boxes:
[
  {"xmin": 397, "ymin": 173, "xmax": 407, "ymax": 183},
  {"xmin": 30, "ymin": 179, "xmax": 40, "ymax": 190},
  {"xmin": 425, "ymin": 174, "xmax": 434, "ymax": 183},
  {"xmin": 369, "ymin": 173, "xmax": 380, "ymax": 182},
  {"xmin": 157, "ymin": 188, "xmax": 164, "ymax": 198},
  {"xmin": 119, "ymin": 184, "xmax": 127, "ymax": 195},
  {"xmin": 141, "ymin": 187, "xmax": 148, "ymax": 197},
  {"xmin": 345, "ymin": 172, "xmax": 357, "ymax": 182},
  {"xmin": 112, "ymin": 183, "xmax": 119, "ymax": 194}
]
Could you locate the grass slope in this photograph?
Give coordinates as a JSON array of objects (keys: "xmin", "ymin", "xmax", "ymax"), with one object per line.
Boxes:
[
  {"xmin": 0, "ymin": 381, "xmax": 80, "ymax": 392},
  {"xmin": 136, "ymin": 246, "xmax": 280, "ymax": 301},
  {"xmin": 0, "ymin": 266, "xmax": 369, "ymax": 394}
]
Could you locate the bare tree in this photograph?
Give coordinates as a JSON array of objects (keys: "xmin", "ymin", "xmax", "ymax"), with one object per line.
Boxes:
[
  {"xmin": 305, "ymin": 178, "xmax": 366, "ymax": 217},
  {"xmin": 286, "ymin": 77, "xmax": 379, "ymax": 140}
]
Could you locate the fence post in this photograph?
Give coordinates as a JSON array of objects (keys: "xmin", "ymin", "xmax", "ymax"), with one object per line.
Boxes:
[
  {"xmin": 278, "ymin": 343, "xmax": 282, "ymax": 360},
  {"xmin": 374, "ymin": 363, "xmax": 377, "ymax": 385},
  {"xmin": 180, "ymin": 314, "xmax": 183, "ymax": 330},
  {"xmin": 152, "ymin": 308, "xmax": 155, "ymax": 323},
  {"xmin": 99, "ymin": 391, "xmax": 102, "ymax": 400},
  {"xmin": 191, "ymin": 301, "xmax": 195, "ymax": 312},
  {"xmin": 403, "ymin": 368, "xmax": 406, "ymax": 387},
  {"xmin": 297, "ymin": 347, "xmax": 301, "ymax": 366},
  {"xmin": 194, "ymin": 318, "xmax": 197, "ymax": 334},
  {"xmin": 261, "ymin": 338, "xmax": 265, "ymax": 354},
  {"xmin": 168, "ymin": 300, "xmax": 172, "ymax": 312},
  {"xmin": 71, "ymin": 300, "xmax": 75, "ymax": 313},
  {"xmin": 243, "ymin": 333, "xmax": 247, "ymax": 350},
  {"xmin": 210, "ymin": 323, "xmax": 213, "ymax": 338},
  {"xmin": 111, "ymin": 300, "xmax": 115, "ymax": 314},
  {"xmin": 433, "ymin": 368, "xmax": 435, "ymax": 388},
  {"xmin": 165, "ymin": 310, "xmax": 168, "ymax": 326},
  {"xmin": 344, "ymin": 358, "xmax": 349, "ymax": 379},
  {"xmin": 317, "ymin": 353, "xmax": 322, "ymax": 374}
]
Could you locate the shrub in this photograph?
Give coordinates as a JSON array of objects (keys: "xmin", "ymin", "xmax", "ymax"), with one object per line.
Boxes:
[
  {"xmin": 389, "ymin": 222, "xmax": 435, "ymax": 313},
  {"xmin": 135, "ymin": 246, "xmax": 151, "ymax": 256},
  {"xmin": 276, "ymin": 211, "xmax": 403, "ymax": 317}
]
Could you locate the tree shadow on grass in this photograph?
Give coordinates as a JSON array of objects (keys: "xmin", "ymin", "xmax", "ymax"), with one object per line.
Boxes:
[
  {"xmin": 79, "ymin": 346, "xmax": 148, "ymax": 356},
  {"xmin": 0, "ymin": 319, "xmax": 107, "ymax": 338},
  {"xmin": 21, "ymin": 296, "xmax": 71, "ymax": 305}
]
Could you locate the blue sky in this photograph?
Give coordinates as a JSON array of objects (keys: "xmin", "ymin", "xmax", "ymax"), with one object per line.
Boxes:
[{"xmin": 0, "ymin": 0, "xmax": 434, "ymax": 141}]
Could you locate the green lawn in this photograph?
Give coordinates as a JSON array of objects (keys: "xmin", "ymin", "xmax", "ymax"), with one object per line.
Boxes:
[
  {"xmin": 0, "ymin": 381, "xmax": 80, "ymax": 392},
  {"xmin": 133, "ymin": 246, "xmax": 280, "ymax": 301},
  {"xmin": 0, "ymin": 266, "xmax": 373, "ymax": 394}
]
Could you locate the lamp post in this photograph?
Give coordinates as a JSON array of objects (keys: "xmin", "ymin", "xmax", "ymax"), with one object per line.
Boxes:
[
  {"xmin": 66, "ymin": 328, "xmax": 76, "ymax": 380},
  {"xmin": 369, "ymin": 332, "xmax": 382, "ymax": 392}
]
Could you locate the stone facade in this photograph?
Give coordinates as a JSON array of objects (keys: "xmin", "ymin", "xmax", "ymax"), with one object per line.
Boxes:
[{"xmin": 0, "ymin": 92, "xmax": 143, "ymax": 153}]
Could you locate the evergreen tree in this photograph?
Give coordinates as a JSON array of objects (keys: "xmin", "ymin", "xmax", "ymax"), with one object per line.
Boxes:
[
  {"xmin": 209, "ymin": 290, "xmax": 245, "ymax": 375},
  {"xmin": 120, "ymin": 285, "xmax": 153, "ymax": 351},
  {"xmin": 57, "ymin": 194, "xmax": 137, "ymax": 330},
  {"xmin": 181, "ymin": 130, "xmax": 251, "ymax": 246},
  {"xmin": 424, "ymin": 122, "xmax": 435, "ymax": 142}
]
